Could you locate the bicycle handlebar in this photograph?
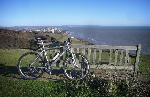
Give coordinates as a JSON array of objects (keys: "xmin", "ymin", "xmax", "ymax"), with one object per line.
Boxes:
[{"xmin": 35, "ymin": 36, "xmax": 72, "ymax": 48}]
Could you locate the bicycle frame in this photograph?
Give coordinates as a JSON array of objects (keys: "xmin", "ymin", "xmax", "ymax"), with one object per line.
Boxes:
[
  {"xmin": 17, "ymin": 38, "xmax": 89, "ymax": 79},
  {"xmin": 38, "ymin": 43, "xmax": 77, "ymax": 70}
]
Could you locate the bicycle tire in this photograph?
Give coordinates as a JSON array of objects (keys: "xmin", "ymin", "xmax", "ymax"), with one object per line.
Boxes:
[
  {"xmin": 63, "ymin": 53, "xmax": 90, "ymax": 80},
  {"xmin": 17, "ymin": 51, "xmax": 44, "ymax": 79}
]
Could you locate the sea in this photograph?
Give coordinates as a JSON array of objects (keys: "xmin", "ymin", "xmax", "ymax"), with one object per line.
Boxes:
[{"xmin": 63, "ymin": 26, "xmax": 150, "ymax": 55}]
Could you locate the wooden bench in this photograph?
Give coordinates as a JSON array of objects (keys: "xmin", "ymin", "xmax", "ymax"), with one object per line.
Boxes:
[{"xmin": 72, "ymin": 44, "xmax": 141, "ymax": 78}]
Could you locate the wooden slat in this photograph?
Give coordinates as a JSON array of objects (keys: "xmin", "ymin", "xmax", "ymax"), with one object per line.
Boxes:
[
  {"xmin": 109, "ymin": 49, "xmax": 112, "ymax": 64},
  {"xmin": 72, "ymin": 48, "xmax": 76, "ymax": 53},
  {"xmin": 82, "ymin": 48, "xmax": 86, "ymax": 55},
  {"xmin": 90, "ymin": 65, "xmax": 133, "ymax": 70},
  {"xmin": 134, "ymin": 44, "xmax": 141, "ymax": 73},
  {"xmin": 119, "ymin": 50, "xmax": 124, "ymax": 65},
  {"xmin": 114, "ymin": 50, "xmax": 118, "ymax": 65},
  {"xmin": 71, "ymin": 48, "xmax": 75, "ymax": 53},
  {"xmin": 85, "ymin": 48, "xmax": 88, "ymax": 57},
  {"xmin": 92, "ymin": 49, "xmax": 94, "ymax": 64},
  {"xmin": 93, "ymin": 49, "xmax": 97, "ymax": 64},
  {"xmin": 76, "ymin": 48, "xmax": 79, "ymax": 54},
  {"xmin": 72, "ymin": 45, "xmax": 137, "ymax": 50},
  {"xmin": 99, "ymin": 49, "xmax": 102, "ymax": 63},
  {"xmin": 127, "ymin": 50, "xmax": 130, "ymax": 63},
  {"xmin": 125, "ymin": 50, "xmax": 129, "ymax": 65},
  {"xmin": 88, "ymin": 48, "xmax": 91, "ymax": 63}
]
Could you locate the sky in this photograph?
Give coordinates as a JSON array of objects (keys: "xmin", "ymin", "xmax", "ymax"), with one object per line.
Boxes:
[{"xmin": 0, "ymin": 0, "xmax": 150, "ymax": 26}]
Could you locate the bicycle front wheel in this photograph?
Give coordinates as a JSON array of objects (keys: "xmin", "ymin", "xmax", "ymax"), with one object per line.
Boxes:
[
  {"xmin": 64, "ymin": 54, "xmax": 90, "ymax": 80},
  {"xmin": 17, "ymin": 52, "xmax": 44, "ymax": 79}
]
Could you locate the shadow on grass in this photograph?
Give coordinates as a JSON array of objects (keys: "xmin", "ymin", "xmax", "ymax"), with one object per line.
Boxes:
[
  {"xmin": 0, "ymin": 64, "xmax": 18, "ymax": 75},
  {"xmin": 0, "ymin": 64, "xmax": 20, "ymax": 79},
  {"xmin": 0, "ymin": 64, "xmax": 66, "ymax": 80}
]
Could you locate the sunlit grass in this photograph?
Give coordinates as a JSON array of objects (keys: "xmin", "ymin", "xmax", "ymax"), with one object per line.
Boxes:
[
  {"xmin": 140, "ymin": 55, "xmax": 150, "ymax": 74},
  {"xmin": 0, "ymin": 49, "xmax": 25, "ymax": 66}
]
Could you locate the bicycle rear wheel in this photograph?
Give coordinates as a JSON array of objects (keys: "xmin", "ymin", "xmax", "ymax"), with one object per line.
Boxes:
[
  {"xmin": 17, "ymin": 52, "xmax": 44, "ymax": 79},
  {"xmin": 64, "ymin": 54, "xmax": 90, "ymax": 80}
]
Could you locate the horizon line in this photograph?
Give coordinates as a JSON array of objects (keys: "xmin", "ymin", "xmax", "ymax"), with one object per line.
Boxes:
[{"xmin": 1, "ymin": 25, "xmax": 150, "ymax": 27}]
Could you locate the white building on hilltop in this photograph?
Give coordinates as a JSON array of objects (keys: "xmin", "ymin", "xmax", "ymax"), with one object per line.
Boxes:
[{"xmin": 51, "ymin": 28, "xmax": 55, "ymax": 33}]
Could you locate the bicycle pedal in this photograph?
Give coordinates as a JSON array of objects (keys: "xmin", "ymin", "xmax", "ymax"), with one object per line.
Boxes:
[{"xmin": 48, "ymin": 71, "xmax": 52, "ymax": 75}]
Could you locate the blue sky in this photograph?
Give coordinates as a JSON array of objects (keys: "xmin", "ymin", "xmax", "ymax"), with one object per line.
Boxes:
[{"xmin": 0, "ymin": 0, "xmax": 150, "ymax": 26}]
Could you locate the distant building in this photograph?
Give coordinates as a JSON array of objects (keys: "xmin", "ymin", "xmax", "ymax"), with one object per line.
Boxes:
[
  {"xmin": 51, "ymin": 29, "xmax": 55, "ymax": 33},
  {"xmin": 43, "ymin": 29, "xmax": 46, "ymax": 32}
]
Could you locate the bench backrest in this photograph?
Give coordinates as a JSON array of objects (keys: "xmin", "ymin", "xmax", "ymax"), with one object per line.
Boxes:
[{"xmin": 72, "ymin": 44, "xmax": 141, "ymax": 73}]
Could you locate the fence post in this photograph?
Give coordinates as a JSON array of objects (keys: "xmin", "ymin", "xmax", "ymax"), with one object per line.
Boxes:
[{"xmin": 134, "ymin": 44, "xmax": 141, "ymax": 76}]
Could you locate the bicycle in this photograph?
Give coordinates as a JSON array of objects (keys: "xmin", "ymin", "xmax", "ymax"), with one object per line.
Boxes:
[{"xmin": 17, "ymin": 37, "xmax": 90, "ymax": 80}]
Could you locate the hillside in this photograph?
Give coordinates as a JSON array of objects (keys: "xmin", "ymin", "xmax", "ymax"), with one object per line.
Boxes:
[
  {"xmin": 0, "ymin": 29, "xmax": 89, "ymax": 49},
  {"xmin": 0, "ymin": 29, "xmax": 35, "ymax": 48}
]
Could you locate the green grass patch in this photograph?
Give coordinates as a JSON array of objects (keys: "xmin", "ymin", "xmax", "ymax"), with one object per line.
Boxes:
[
  {"xmin": 0, "ymin": 49, "xmax": 29, "ymax": 66},
  {"xmin": 45, "ymin": 33, "xmax": 89, "ymax": 45},
  {"xmin": 0, "ymin": 75, "xmax": 65, "ymax": 97},
  {"xmin": 0, "ymin": 75, "xmax": 150, "ymax": 97},
  {"xmin": 139, "ymin": 55, "xmax": 150, "ymax": 75}
]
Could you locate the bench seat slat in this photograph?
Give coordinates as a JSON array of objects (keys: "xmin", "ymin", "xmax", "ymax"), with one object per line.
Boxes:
[{"xmin": 90, "ymin": 65, "xmax": 133, "ymax": 70}]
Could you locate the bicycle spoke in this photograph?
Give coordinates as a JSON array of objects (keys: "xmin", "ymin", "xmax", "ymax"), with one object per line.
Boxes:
[
  {"xmin": 17, "ymin": 52, "xmax": 44, "ymax": 79},
  {"xmin": 29, "ymin": 56, "xmax": 40, "ymax": 67}
]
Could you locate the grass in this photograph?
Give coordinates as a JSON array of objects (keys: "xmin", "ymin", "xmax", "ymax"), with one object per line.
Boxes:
[
  {"xmin": 0, "ymin": 74, "xmax": 150, "ymax": 97},
  {"xmin": 0, "ymin": 49, "xmax": 150, "ymax": 97},
  {"xmin": 139, "ymin": 55, "xmax": 150, "ymax": 74},
  {"xmin": 0, "ymin": 49, "xmax": 30, "ymax": 66},
  {"xmin": 43, "ymin": 33, "xmax": 90, "ymax": 45},
  {"xmin": 0, "ymin": 76, "xmax": 56, "ymax": 97}
]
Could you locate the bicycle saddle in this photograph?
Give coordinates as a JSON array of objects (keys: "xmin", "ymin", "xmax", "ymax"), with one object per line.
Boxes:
[{"xmin": 35, "ymin": 36, "xmax": 47, "ymax": 40}]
